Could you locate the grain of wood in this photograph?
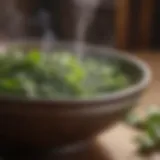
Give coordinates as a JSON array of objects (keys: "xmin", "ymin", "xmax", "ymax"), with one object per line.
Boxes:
[
  {"xmin": 137, "ymin": 0, "xmax": 154, "ymax": 49},
  {"xmin": 115, "ymin": 0, "xmax": 130, "ymax": 50}
]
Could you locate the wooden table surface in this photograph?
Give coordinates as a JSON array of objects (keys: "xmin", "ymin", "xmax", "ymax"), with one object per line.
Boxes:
[{"xmin": 98, "ymin": 53, "xmax": 160, "ymax": 160}]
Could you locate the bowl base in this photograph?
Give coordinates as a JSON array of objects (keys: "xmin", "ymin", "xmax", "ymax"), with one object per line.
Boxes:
[{"xmin": 0, "ymin": 140, "xmax": 113, "ymax": 160}]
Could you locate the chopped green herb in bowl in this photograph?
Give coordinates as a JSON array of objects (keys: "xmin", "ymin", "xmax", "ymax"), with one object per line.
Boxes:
[{"xmin": 0, "ymin": 49, "xmax": 130, "ymax": 99}]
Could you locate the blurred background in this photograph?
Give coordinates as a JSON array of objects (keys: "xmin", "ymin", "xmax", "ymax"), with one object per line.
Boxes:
[
  {"xmin": 0, "ymin": 1, "xmax": 159, "ymax": 159},
  {"xmin": 0, "ymin": 0, "xmax": 159, "ymax": 51}
]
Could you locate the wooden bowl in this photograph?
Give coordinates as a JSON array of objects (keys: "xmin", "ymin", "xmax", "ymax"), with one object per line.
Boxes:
[{"xmin": 0, "ymin": 41, "xmax": 151, "ymax": 159}]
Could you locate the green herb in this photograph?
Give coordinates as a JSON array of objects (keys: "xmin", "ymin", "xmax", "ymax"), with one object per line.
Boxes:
[
  {"xmin": 0, "ymin": 49, "xmax": 130, "ymax": 99},
  {"xmin": 126, "ymin": 105, "xmax": 160, "ymax": 155}
]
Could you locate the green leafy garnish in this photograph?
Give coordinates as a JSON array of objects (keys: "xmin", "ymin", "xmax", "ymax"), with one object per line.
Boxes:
[
  {"xmin": 0, "ymin": 49, "xmax": 130, "ymax": 99},
  {"xmin": 126, "ymin": 105, "xmax": 160, "ymax": 155}
]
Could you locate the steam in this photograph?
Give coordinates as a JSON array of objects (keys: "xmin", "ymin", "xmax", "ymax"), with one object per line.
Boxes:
[
  {"xmin": 5, "ymin": 0, "xmax": 24, "ymax": 39},
  {"xmin": 36, "ymin": 9, "xmax": 56, "ymax": 53},
  {"xmin": 73, "ymin": 0, "xmax": 101, "ymax": 58},
  {"xmin": 2, "ymin": 0, "xmax": 113, "ymax": 55}
]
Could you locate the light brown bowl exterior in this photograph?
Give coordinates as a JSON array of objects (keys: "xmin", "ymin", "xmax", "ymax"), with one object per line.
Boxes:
[{"xmin": 0, "ymin": 41, "xmax": 151, "ymax": 150}]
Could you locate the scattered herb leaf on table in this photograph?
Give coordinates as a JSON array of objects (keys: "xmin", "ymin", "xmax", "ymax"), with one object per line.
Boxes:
[{"xmin": 126, "ymin": 106, "xmax": 160, "ymax": 154}]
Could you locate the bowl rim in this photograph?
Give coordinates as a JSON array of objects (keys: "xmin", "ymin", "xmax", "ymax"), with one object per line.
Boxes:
[{"xmin": 0, "ymin": 40, "xmax": 152, "ymax": 104}]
